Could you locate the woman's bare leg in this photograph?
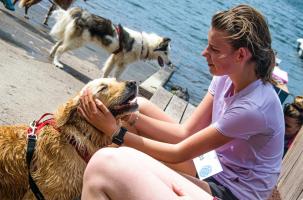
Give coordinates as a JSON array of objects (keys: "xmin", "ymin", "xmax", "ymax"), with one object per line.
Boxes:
[{"xmin": 81, "ymin": 147, "xmax": 212, "ymax": 200}]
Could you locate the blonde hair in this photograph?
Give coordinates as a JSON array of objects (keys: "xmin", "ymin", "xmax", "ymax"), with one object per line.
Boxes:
[
  {"xmin": 284, "ymin": 96, "xmax": 303, "ymax": 126},
  {"xmin": 211, "ymin": 4, "xmax": 275, "ymax": 82}
]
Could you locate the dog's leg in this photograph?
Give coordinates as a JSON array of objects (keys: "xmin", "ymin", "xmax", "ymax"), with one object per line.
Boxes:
[
  {"xmin": 53, "ymin": 39, "xmax": 83, "ymax": 68},
  {"xmin": 43, "ymin": 4, "xmax": 56, "ymax": 26},
  {"xmin": 52, "ymin": 44, "xmax": 66, "ymax": 68},
  {"xmin": 101, "ymin": 54, "xmax": 116, "ymax": 78},
  {"xmin": 24, "ymin": 6, "xmax": 29, "ymax": 19},
  {"xmin": 50, "ymin": 40, "xmax": 63, "ymax": 58}
]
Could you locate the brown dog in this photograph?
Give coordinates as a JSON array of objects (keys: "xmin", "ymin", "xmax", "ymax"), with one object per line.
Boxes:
[
  {"xmin": 13, "ymin": 0, "xmax": 82, "ymax": 25},
  {"xmin": 0, "ymin": 78, "xmax": 137, "ymax": 200}
]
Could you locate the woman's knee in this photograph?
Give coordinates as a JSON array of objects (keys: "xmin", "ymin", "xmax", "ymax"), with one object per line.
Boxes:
[
  {"xmin": 85, "ymin": 147, "xmax": 140, "ymax": 176},
  {"xmin": 82, "ymin": 148, "xmax": 127, "ymax": 198},
  {"xmin": 84, "ymin": 148, "xmax": 120, "ymax": 179}
]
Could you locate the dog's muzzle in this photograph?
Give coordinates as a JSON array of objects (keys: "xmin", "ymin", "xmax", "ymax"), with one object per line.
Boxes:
[
  {"xmin": 158, "ymin": 57, "xmax": 173, "ymax": 67},
  {"xmin": 158, "ymin": 57, "xmax": 174, "ymax": 68},
  {"xmin": 110, "ymin": 81, "xmax": 138, "ymax": 116}
]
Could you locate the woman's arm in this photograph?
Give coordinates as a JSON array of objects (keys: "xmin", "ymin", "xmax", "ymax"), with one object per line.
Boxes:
[
  {"xmin": 128, "ymin": 92, "xmax": 214, "ymax": 143},
  {"xmin": 78, "ymin": 89, "xmax": 226, "ymax": 163},
  {"xmin": 182, "ymin": 92, "xmax": 213, "ymax": 134},
  {"xmin": 124, "ymin": 124, "xmax": 232, "ymax": 164}
]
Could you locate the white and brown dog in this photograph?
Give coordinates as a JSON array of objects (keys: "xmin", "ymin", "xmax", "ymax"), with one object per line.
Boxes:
[{"xmin": 49, "ymin": 7, "xmax": 172, "ymax": 78}]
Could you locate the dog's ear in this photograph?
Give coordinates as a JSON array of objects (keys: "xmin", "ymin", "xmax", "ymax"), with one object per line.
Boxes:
[
  {"xmin": 55, "ymin": 97, "xmax": 79, "ymax": 127},
  {"xmin": 154, "ymin": 37, "xmax": 171, "ymax": 52},
  {"xmin": 163, "ymin": 37, "xmax": 171, "ymax": 43}
]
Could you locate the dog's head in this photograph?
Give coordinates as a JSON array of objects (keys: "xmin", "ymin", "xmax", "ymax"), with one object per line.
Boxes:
[
  {"xmin": 55, "ymin": 78, "xmax": 138, "ymax": 127},
  {"xmin": 153, "ymin": 37, "xmax": 172, "ymax": 67},
  {"xmin": 81, "ymin": 78, "xmax": 138, "ymax": 117}
]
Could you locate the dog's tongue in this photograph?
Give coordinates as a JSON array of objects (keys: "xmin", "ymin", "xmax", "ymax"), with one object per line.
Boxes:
[
  {"xmin": 110, "ymin": 99, "xmax": 138, "ymax": 117},
  {"xmin": 158, "ymin": 56, "xmax": 164, "ymax": 67}
]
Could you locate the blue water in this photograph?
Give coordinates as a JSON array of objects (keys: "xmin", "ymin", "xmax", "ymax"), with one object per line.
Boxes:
[{"xmin": 77, "ymin": 0, "xmax": 303, "ymax": 106}]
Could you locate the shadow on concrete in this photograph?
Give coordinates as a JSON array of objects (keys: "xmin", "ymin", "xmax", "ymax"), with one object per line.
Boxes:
[
  {"xmin": 61, "ymin": 63, "xmax": 92, "ymax": 84},
  {"xmin": 0, "ymin": 29, "xmax": 32, "ymax": 51}
]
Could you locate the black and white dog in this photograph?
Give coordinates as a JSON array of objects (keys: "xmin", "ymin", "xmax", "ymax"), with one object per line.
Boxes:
[{"xmin": 49, "ymin": 7, "xmax": 172, "ymax": 78}]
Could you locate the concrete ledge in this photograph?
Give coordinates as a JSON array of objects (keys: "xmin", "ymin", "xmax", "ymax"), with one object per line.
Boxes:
[{"xmin": 139, "ymin": 66, "xmax": 175, "ymax": 99}]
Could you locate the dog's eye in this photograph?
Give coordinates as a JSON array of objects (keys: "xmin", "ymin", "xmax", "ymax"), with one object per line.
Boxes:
[{"xmin": 98, "ymin": 84, "xmax": 108, "ymax": 93}]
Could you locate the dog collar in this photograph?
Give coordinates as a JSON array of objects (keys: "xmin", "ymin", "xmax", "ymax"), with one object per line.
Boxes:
[
  {"xmin": 112, "ymin": 24, "xmax": 124, "ymax": 54},
  {"xmin": 140, "ymin": 32, "xmax": 149, "ymax": 60},
  {"xmin": 68, "ymin": 135, "xmax": 91, "ymax": 163}
]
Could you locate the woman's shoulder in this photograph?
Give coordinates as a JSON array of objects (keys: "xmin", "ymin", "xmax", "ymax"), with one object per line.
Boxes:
[{"xmin": 241, "ymin": 81, "xmax": 279, "ymax": 105}]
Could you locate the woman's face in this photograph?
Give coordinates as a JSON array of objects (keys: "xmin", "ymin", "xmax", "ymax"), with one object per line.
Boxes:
[
  {"xmin": 202, "ymin": 28, "xmax": 238, "ymax": 76},
  {"xmin": 285, "ymin": 116, "xmax": 301, "ymax": 139}
]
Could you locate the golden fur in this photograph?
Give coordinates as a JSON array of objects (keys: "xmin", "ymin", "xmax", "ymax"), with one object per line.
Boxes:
[{"xmin": 0, "ymin": 78, "xmax": 137, "ymax": 200}]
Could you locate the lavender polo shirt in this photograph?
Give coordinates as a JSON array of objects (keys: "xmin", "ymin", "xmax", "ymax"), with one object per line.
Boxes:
[{"xmin": 209, "ymin": 76, "xmax": 284, "ymax": 200}]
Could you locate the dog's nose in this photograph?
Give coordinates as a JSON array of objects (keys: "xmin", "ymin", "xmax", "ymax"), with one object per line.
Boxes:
[{"xmin": 126, "ymin": 80, "xmax": 137, "ymax": 88}]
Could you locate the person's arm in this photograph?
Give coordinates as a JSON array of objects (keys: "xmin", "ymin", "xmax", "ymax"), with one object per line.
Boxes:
[
  {"xmin": 134, "ymin": 92, "xmax": 214, "ymax": 143},
  {"xmin": 78, "ymin": 90, "xmax": 231, "ymax": 163},
  {"xmin": 182, "ymin": 92, "xmax": 213, "ymax": 134},
  {"xmin": 78, "ymin": 89, "xmax": 229, "ymax": 163},
  {"xmin": 124, "ymin": 124, "xmax": 231, "ymax": 164},
  {"xmin": 79, "ymin": 89, "xmax": 214, "ymax": 144}
]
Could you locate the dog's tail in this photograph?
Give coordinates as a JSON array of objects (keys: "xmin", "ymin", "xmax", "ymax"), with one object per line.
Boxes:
[
  {"xmin": 18, "ymin": 0, "xmax": 26, "ymax": 7},
  {"xmin": 50, "ymin": 8, "xmax": 73, "ymax": 39}
]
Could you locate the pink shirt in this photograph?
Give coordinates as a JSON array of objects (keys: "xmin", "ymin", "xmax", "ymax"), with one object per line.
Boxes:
[{"xmin": 209, "ymin": 76, "xmax": 284, "ymax": 200}]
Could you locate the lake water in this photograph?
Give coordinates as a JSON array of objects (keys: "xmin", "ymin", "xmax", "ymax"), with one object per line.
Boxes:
[{"xmin": 77, "ymin": 0, "xmax": 303, "ymax": 106}]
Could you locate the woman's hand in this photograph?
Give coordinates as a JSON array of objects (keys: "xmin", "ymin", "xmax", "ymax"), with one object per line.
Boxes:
[
  {"xmin": 172, "ymin": 183, "xmax": 192, "ymax": 200},
  {"xmin": 78, "ymin": 89, "xmax": 119, "ymax": 136}
]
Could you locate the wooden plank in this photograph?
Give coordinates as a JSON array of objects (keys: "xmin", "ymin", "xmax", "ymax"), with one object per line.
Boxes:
[
  {"xmin": 278, "ymin": 147, "xmax": 303, "ymax": 200},
  {"xmin": 150, "ymin": 87, "xmax": 173, "ymax": 111},
  {"xmin": 181, "ymin": 103, "xmax": 196, "ymax": 124},
  {"xmin": 164, "ymin": 95, "xmax": 187, "ymax": 123},
  {"xmin": 297, "ymin": 190, "xmax": 303, "ymax": 200},
  {"xmin": 139, "ymin": 66, "xmax": 175, "ymax": 99},
  {"xmin": 278, "ymin": 127, "xmax": 303, "ymax": 184},
  {"xmin": 278, "ymin": 127, "xmax": 303, "ymax": 200}
]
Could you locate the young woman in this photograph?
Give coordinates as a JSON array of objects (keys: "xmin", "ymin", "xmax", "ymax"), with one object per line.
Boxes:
[
  {"xmin": 283, "ymin": 96, "xmax": 303, "ymax": 157},
  {"xmin": 79, "ymin": 4, "xmax": 284, "ymax": 200}
]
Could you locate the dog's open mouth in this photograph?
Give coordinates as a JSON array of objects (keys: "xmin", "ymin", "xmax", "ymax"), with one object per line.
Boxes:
[
  {"xmin": 110, "ymin": 93, "xmax": 138, "ymax": 117},
  {"xmin": 158, "ymin": 56, "xmax": 164, "ymax": 67}
]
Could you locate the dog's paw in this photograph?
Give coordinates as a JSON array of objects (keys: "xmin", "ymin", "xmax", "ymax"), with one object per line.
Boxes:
[
  {"xmin": 56, "ymin": 64, "xmax": 64, "ymax": 68},
  {"xmin": 43, "ymin": 21, "xmax": 49, "ymax": 26},
  {"xmin": 53, "ymin": 61, "xmax": 64, "ymax": 68}
]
